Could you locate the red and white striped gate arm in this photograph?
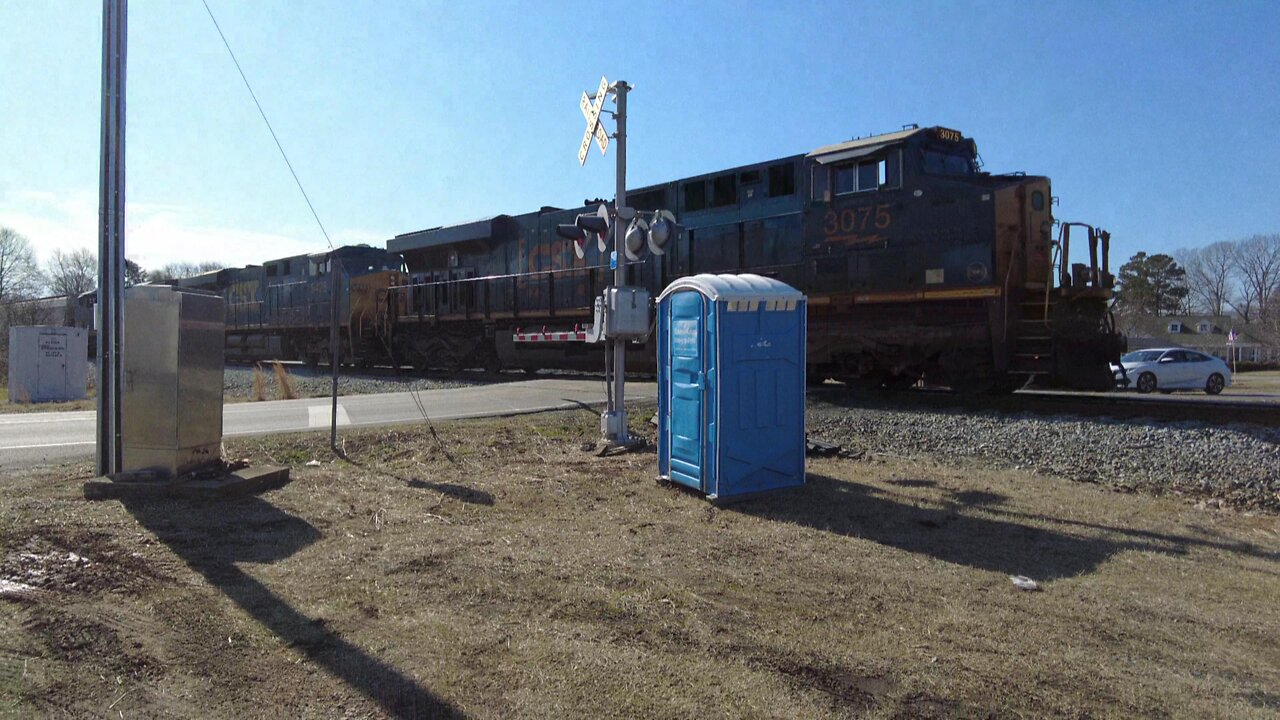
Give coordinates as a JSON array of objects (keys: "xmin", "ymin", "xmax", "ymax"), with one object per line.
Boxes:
[{"xmin": 512, "ymin": 325, "xmax": 590, "ymax": 343}]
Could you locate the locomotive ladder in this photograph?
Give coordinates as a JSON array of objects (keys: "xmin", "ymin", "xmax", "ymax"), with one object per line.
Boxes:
[{"xmin": 1009, "ymin": 282, "xmax": 1055, "ymax": 379}]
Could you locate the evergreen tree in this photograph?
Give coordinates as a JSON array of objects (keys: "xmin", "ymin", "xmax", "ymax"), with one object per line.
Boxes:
[{"xmin": 1114, "ymin": 252, "xmax": 1188, "ymax": 315}]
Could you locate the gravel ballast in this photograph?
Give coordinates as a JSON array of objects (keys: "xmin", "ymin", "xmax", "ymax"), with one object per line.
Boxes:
[
  {"xmin": 223, "ymin": 364, "xmax": 483, "ymax": 401},
  {"xmin": 808, "ymin": 400, "xmax": 1280, "ymax": 511}
]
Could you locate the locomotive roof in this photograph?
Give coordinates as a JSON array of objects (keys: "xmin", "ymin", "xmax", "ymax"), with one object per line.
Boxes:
[
  {"xmin": 389, "ymin": 215, "xmax": 515, "ymax": 254},
  {"xmin": 806, "ymin": 126, "xmax": 931, "ymax": 157}
]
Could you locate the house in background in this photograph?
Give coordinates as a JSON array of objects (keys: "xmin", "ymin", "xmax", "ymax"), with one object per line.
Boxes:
[{"xmin": 1117, "ymin": 314, "xmax": 1277, "ymax": 363}]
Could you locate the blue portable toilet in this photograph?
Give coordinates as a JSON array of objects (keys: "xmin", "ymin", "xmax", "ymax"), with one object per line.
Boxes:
[{"xmin": 657, "ymin": 273, "xmax": 806, "ymax": 501}]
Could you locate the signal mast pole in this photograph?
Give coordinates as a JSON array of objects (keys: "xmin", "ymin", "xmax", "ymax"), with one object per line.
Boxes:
[
  {"xmin": 607, "ymin": 81, "xmax": 630, "ymax": 446},
  {"xmin": 97, "ymin": 0, "xmax": 127, "ymax": 475}
]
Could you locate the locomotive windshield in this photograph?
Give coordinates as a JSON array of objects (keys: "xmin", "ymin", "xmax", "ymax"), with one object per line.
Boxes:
[{"xmin": 922, "ymin": 147, "xmax": 979, "ymax": 176}]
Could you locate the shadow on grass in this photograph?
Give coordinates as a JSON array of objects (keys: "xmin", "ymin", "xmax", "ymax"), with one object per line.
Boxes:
[
  {"xmin": 732, "ymin": 473, "xmax": 1270, "ymax": 581},
  {"xmin": 122, "ymin": 495, "xmax": 464, "ymax": 719},
  {"xmin": 407, "ymin": 479, "xmax": 495, "ymax": 506}
]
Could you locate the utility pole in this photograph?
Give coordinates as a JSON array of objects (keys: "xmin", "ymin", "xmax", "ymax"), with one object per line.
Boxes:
[
  {"xmin": 330, "ymin": 257, "xmax": 341, "ymax": 450},
  {"xmin": 97, "ymin": 0, "xmax": 127, "ymax": 475},
  {"xmin": 607, "ymin": 81, "xmax": 630, "ymax": 446}
]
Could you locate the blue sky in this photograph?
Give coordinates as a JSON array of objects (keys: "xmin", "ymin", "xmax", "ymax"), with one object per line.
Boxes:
[{"xmin": 1, "ymin": 0, "xmax": 1277, "ymax": 272}]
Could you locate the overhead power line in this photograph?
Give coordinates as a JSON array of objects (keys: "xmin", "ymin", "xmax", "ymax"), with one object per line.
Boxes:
[{"xmin": 199, "ymin": 0, "xmax": 334, "ymax": 250}]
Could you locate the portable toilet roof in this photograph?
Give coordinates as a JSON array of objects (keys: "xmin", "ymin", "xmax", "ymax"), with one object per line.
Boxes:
[
  {"xmin": 657, "ymin": 273, "xmax": 804, "ymax": 304},
  {"xmin": 657, "ymin": 273, "xmax": 807, "ymax": 501}
]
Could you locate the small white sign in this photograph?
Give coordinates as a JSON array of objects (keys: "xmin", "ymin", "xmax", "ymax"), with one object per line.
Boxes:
[{"xmin": 672, "ymin": 320, "xmax": 699, "ymax": 355}]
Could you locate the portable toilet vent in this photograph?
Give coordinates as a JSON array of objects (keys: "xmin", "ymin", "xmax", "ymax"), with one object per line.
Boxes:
[{"xmin": 657, "ymin": 273, "xmax": 806, "ymax": 500}]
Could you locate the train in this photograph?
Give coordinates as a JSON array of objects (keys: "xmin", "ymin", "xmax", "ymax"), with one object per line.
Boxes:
[{"xmin": 79, "ymin": 125, "xmax": 1126, "ymax": 391}]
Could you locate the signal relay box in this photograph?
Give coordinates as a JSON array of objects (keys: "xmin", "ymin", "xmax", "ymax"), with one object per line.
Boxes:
[{"xmin": 588, "ymin": 287, "xmax": 651, "ymax": 342}]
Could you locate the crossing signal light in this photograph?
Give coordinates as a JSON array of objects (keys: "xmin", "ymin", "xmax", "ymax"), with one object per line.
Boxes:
[
  {"xmin": 624, "ymin": 218, "xmax": 649, "ymax": 261},
  {"xmin": 556, "ymin": 204, "xmax": 613, "ymax": 259},
  {"xmin": 555, "ymin": 221, "xmax": 589, "ymax": 259},
  {"xmin": 647, "ymin": 210, "xmax": 676, "ymax": 256},
  {"xmin": 557, "ymin": 205, "xmax": 676, "ymax": 261}
]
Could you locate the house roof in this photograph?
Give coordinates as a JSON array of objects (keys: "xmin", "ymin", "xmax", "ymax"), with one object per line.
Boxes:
[{"xmin": 1118, "ymin": 314, "xmax": 1266, "ymax": 348}]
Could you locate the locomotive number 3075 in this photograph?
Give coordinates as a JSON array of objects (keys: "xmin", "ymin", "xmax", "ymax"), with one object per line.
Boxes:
[{"xmin": 822, "ymin": 204, "xmax": 892, "ymax": 236}]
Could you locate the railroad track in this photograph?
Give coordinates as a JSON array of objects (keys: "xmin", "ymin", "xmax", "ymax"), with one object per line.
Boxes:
[
  {"xmin": 228, "ymin": 361, "xmax": 1277, "ymax": 428},
  {"xmin": 811, "ymin": 385, "xmax": 1280, "ymax": 428}
]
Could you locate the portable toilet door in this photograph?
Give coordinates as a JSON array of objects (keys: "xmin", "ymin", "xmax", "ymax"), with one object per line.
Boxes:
[{"xmin": 660, "ymin": 287, "xmax": 715, "ymax": 491}]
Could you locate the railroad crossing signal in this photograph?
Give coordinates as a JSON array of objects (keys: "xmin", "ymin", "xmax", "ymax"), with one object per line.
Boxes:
[
  {"xmin": 580, "ymin": 92, "xmax": 609, "ymax": 156},
  {"xmin": 578, "ymin": 76, "xmax": 610, "ymax": 165}
]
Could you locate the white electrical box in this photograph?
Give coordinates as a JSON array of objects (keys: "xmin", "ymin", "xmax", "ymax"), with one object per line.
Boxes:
[{"xmin": 7, "ymin": 326, "xmax": 88, "ymax": 404}]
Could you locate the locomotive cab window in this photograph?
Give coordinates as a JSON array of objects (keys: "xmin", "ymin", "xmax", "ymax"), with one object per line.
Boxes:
[
  {"xmin": 834, "ymin": 154, "xmax": 898, "ymax": 196},
  {"xmin": 922, "ymin": 147, "xmax": 977, "ymax": 176}
]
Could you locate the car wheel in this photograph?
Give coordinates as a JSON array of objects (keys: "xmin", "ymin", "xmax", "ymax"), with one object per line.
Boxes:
[
  {"xmin": 1136, "ymin": 372, "xmax": 1157, "ymax": 394},
  {"xmin": 1205, "ymin": 373, "xmax": 1225, "ymax": 395}
]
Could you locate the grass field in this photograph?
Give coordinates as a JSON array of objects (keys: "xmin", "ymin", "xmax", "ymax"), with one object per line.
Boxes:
[
  {"xmin": 1, "ymin": 408, "xmax": 1278, "ymax": 718},
  {"xmin": 1226, "ymin": 369, "xmax": 1280, "ymax": 397}
]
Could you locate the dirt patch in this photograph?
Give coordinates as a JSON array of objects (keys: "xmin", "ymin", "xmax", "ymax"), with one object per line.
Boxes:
[
  {"xmin": 1, "ymin": 408, "xmax": 1278, "ymax": 718},
  {"xmin": 0, "ymin": 530, "xmax": 164, "ymax": 598}
]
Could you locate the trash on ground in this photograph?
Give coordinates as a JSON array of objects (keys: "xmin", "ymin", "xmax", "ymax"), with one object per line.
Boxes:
[
  {"xmin": 805, "ymin": 437, "xmax": 866, "ymax": 459},
  {"xmin": 1010, "ymin": 575, "xmax": 1040, "ymax": 591}
]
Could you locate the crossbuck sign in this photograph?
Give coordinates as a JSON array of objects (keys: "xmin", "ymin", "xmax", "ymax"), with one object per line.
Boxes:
[{"xmin": 578, "ymin": 76, "xmax": 610, "ymax": 164}]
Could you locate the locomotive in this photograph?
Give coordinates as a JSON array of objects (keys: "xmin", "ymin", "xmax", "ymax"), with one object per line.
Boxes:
[
  {"xmin": 170, "ymin": 244, "xmax": 406, "ymax": 367},
  {"xmin": 92, "ymin": 125, "xmax": 1120, "ymax": 392},
  {"xmin": 385, "ymin": 125, "xmax": 1121, "ymax": 391}
]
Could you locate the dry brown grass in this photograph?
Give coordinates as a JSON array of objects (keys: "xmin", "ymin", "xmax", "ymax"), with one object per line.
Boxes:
[
  {"xmin": 1, "ymin": 409, "xmax": 1277, "ymax": 718},
  {"xmin": 272, "ymin": 361, "xmax": 297, "ymax": 400},
  {"xmin": 251, "ymin": 364, "xmax": 267, "ymax": 401}
]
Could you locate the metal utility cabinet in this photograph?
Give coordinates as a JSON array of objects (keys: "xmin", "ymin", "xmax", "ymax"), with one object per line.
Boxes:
[
  {"xmin": 7, "ymin": 326, "xmax": 89, "ymax": 403},
  {"xmin": 122, "ymin": 286, "xmax": 225, "ymax": 477},
  {"xmin": 657, "ymin": 273, "xmax": 807, "ymax": 500}
]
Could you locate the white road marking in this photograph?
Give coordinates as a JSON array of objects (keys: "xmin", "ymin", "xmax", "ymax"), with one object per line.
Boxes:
[
  {"xmin": 0, "ymin": 441, "xmax": 96, "ymax": 450},
  {"xmin": 308, "ymin": 404, "xmax": 350, "ymax": 428}
]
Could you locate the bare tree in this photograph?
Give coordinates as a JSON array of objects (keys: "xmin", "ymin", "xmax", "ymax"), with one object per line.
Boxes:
[
  {"xmin": 1233, "ymin": 234, "xmax": 1280, "ymax": 321},
  {"xmin": 1179, "ymin": 241, "xmax": 1236, "ymax": 316},
  {"xmin": 45, "ymin": 248, "xmax": 97, "ymax": 298},
  {"xmin": 0, "ymin": 226, "xmax": 45, "ymax": 302},
  {"xmin": 147, "ymin": 260, "xmax": 224, "ymax": 283}
]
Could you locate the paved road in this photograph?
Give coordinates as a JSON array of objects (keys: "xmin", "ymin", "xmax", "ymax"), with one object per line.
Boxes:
[{"xmin": 0, "ymin": 378, "xmax": 658, "ymax": 470}]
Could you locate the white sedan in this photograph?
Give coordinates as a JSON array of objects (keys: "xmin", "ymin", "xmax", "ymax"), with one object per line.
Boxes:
[{"xmin": 1112, "ymin": 347, "xmax": 1232, "ymax": 395}]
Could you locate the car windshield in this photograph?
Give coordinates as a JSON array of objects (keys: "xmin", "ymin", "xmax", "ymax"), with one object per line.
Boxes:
[{"xmin": 1121, "ymin": 350, "xmax": 1165, "ymax": 363}]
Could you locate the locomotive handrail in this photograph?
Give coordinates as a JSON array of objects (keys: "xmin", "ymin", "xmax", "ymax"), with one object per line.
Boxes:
[{"xmin": 388, "ymin": 261, "xmax": 641, "ymax": 291}]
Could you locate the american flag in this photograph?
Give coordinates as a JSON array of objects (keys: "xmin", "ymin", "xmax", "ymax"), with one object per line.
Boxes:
[{"xmin": 1228, "ymin": 328, "xmax": 1239, "ymax": 344}]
